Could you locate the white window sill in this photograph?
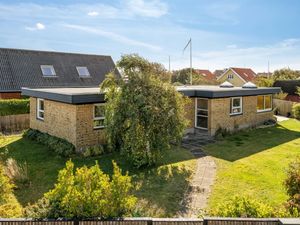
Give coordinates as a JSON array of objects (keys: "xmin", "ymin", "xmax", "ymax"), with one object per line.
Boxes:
[
  {"xmin": 257, "ymin": 109, "xmax": 272, "ymax": 113},
  {"xmin": 230, "ymin": 112, "xmax": 243, "ymax": 116}
]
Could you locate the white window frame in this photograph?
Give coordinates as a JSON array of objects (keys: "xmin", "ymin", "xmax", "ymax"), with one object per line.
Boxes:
[
  {"xmin": 230, "ymin": 97, "xmax": 243, "ymax": 115},
  {"xmin": 40, "ymin": 65, "xmax": 56, "ymax": 77},
  {"xmin": 93, "ymin": 103, "xmax": 105, "ymax": 129},
  {"xmin": 37, "ymin": 98, "xmax": 45, "ymax": 121},
  {"xmin": 227, "ymin": 74, "xmax": 234, "ymax": 80},
  {"xmin": 257, "ymin": 95, "xmax": 272, "ymax": 113},
  {"xmin": 76, "ymin": 66, "xmax": 90, "ymax": 77},
  {"xmin": 195, "ymin": 98, "xmax": 209, "ymax": 130}
]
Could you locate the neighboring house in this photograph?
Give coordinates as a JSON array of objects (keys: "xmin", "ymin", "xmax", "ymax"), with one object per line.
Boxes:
[
  {"xmin": 0, "ymin": 48, "xmax": 117, "ymax": 99},
  {"xmin": 22, "ymin": 82, "xmax": 280, "ymax": 150},
  {"xmin": 217, "ymin": 67, "xmax": 257, "ymax": 86},
  {"xmin": 195, "ymin": 69, "xmax": 216, "ymax": 82},
  {"xmin": 213, "ymin": 69, "xmax": 225, "ymax": 78},
  {"xmin": 273, "ymin": 80, "xmax": 300, "ymax": 102}
]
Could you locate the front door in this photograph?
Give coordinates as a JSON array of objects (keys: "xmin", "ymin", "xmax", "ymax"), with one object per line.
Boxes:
[{"xmin": 195, "ymin": 98, "xmax": 208, "ymax": 130}]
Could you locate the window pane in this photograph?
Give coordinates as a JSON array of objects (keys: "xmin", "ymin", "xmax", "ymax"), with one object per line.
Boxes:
[
  {"xmin": 41, "ymin": 66, "xmax": 55, "ymax": 76},
  {"xmin": 265, "ymin": 95, "xmax": 271, "ymax": 109},
  {"xmin": 197, "ymin": 116, "xmax": 208, "ymax": 128},
  {"xmin": 232, "ymin": 98, "xmax": 241, "ymax": 107},
  {"xmin": 197, "ymin": 99, "xmax": 208, "ymax": 109},
  {"xmin": 94, "ymin": 105, "xmax": 105, "ymax": 117},
  {"xmin": 94, "ymin": 119, "xmax": 104, "ymax": 128},
  {"xmin": 197, "ymin": 109, "xmax": 208, "ymax": 116},
  {"xmin": 39, "ymin": 100, "xmax": 44, "ymax": 110},
  {"xmin": 257, "ymin": 96, "xmax": 264, "ymax": 110},
  {"xmin": 232, "ymin": 108, "xmax": 241, "ymax": 114},
  {"xmin": 38, "ymin": 111, "xmax": 44, "ymax": 119},
  {"xmin": 77, "ymin": 67, "xmax": 90, "ymax": 76}
]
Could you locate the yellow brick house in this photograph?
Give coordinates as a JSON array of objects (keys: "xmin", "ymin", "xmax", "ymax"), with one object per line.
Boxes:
[
  {"xmin": 217, "ymin": 67, "xmax": 257, "ymax": 86},
  {"xmin": 22, "ymin": 82, "xmax": 280, "ymax": 150}
]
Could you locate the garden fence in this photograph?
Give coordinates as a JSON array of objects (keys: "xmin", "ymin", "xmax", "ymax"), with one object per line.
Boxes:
[
  {"xmin": 0, "ymin": 217, "xmax": 298, "ymax": 225},
  {"xmin": 0, "ymin": 113, "xmax": 29, "ymax": 133},
  {"xmin": 273, "ymin": 99, "xmax": 295, "ymax": 117}
]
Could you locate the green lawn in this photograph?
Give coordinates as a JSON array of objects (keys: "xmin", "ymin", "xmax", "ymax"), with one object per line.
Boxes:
[
  {"xmin": 0, "ymin": 134, "xmax": 196, "ymax": 217},
  {"xmin": 203, "ymin": 119, "xmax": 300, "ymax": 209}
]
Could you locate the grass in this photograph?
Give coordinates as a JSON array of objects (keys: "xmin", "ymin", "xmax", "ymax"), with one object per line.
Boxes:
[
  {"xmin": 203, "ymin": 119, "xmax": 300, "ymax": 209},
  {"xmin": 0, "ymin": 134, "xmax": 196, "ymax": 217}
]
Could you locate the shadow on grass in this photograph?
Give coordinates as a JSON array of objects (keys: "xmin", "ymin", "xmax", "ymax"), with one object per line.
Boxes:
[
  {"xmin": 1, "ymin": 137, "xmax": 194, "ymax": 217},
  {"xmin": 203, "ymin": 123, "xmax": 300, "ymax": 162}
]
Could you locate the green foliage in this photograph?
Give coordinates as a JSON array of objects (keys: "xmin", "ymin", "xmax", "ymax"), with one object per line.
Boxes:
[
  {"xmin": 23, "ymin": 129, "xmax": 75, "ymax": 157},
  {"xmin": 83, "ymin": 145, "xmax": 105, "ymax": 157},
  {"xmin": 0, "ymin": 164, "xmax": 23, "ymax": 217},
  {"xmin": 118, "ymin": 54, "xmax": 171, "ymax": 83},
  {"xmin": 274, "ymin": 91, "xmax": 288, "ymax": 100},
  {"xmin": 273, "ymin": 68, "xmax": 300, "ymax": 80},
  {"xmin": 254, "ymin": 77, "xmax": 274, "ymax": 87},
  {"xmin": 171, "ymin": 68, "xmax": 218, "ymax": 85},
  {"xmin": 101, "ymin": 54, "xmax": 189, "ymax": 167},
  {"xmin": 25, "ymin": 160, "xmax": 136, "ymax": 219},
  {"xmin": 0, "ymin": 99, "xmax": 30, "ymax": 116},
  {"xmin": 292, "ymin": 103, "xmax": 300, "ymax": 119},
  {"xmin": 284, "ymin": 158, "xmax": 300, "ymax": 214},
  {"xmin": 208, "ymin": 196, "xmax": 285, "ymax": 218},
  {"xmin": 297, "ymin": 86, "xmax": 300, "ymax": 95},
  {"xmin": 5, "ymin": 158, "xmax": 29, "ymax": 185}
]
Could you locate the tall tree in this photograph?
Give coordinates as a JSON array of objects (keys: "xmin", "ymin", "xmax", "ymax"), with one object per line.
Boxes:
[
  {"xmin": 273, "ymin": 68, "xmax": 300, "ymax": 80},
  {"xmin": 101, "ymin": 54, "xmax": 189, "ymax": 167}
]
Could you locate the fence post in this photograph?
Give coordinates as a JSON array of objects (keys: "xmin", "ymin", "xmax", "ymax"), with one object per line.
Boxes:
[
  {"xmin": 147, "ymin": 218, "xmax": 153, "ymax": 225},
  {"xmin": 202, "ymin": 217, "xmax": 208, "ymax": 225},
  {"xmin": 74, "ymin": 219, "xmax": 80, "ymax": 225}
]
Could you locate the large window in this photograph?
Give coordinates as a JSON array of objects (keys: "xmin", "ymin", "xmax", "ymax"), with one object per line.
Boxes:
[
  {"xmin": 37, "ymin": 98, "xmax": 44, "ymax": 120},
  {"xmin": 195, "ymin": 98, "xmax": 208, "ymax": 129},
  {"xmin": 257, "ymin": 95, "xmax": 272, "ymax": 112},
  {"xmin": 41, "ymin": 65, "xmax": 56, "ymax": 76},
  {"xmin": 93, "ymin": 104, "xmax": 105, "ymax": 129},
  {"xmin": 227, "ymin": 74, "xmax": 234, "ymax": 80},
  {"xmin": 76, "ymin": 66, "xmax": 90, "ymax": 77},
  {"xmin": 230, "ymin": 97, "xmax": 242, "ymax": 115}
]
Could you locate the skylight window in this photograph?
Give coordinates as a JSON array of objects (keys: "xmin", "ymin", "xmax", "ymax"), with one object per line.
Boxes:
[
  {"xmin": 76, "ymin": 66, "xmax": 90, "ymax": 77},
  {"xmin": 41, "ymin": 65, "xmax": 56, "ymax": 76}
]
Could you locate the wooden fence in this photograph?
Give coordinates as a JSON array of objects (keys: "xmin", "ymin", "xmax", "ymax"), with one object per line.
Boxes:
[
  {"xmin": 0, "ymin": 217, "xmax": 299, "ymax": 225},
  {"xmin": 273, "ymin": 99, "xmax": 295, "ymax": 117},
  {"xmin": 0, "ymin": 114, "xmax": 29, "ymax": 133}
]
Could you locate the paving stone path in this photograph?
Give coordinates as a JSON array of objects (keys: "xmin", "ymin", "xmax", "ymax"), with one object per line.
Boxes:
[{"xmin": 178, "ymin": 132, "xmax": 217, "ymax": 218}]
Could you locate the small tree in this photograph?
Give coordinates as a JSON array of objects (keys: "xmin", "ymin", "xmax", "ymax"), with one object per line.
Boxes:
[
  {"xmin": 101, "ymin": 54, "xmax": 189, "ymax": 167},
  {"xmin": 292, "ymin": 103, "xmax": 300, "ymax": 119},
  {"xmin": 284, "ymin": 158, "xmax": 300, "ymax": 215},
  {"xmin": 25, "ymin": 160, "xmax": 136, "ymax": 219},
  {"xmin": 0, "ymin": 164, "xmax": 23, "ymax": 218},
  {"xmin": 273, "ymin": 68, "xmax": 300, "ymax": 80}
]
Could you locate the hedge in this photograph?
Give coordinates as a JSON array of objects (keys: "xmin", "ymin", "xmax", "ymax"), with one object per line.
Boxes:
[{"xmin": 0, "ymin": 99, "xmax": 30, "ymax": 116}]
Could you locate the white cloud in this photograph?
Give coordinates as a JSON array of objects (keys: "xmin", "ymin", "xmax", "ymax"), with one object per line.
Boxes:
[
  {"xmin": 25, "ymin": 22, "xmax": 45, "ymax": 31},
  {"xmin": 125, "ymin": 0, "xmax": 168, "ymax": 18},
  {"xmin": 167, "ymin": 39, "xmax": 300, "ymax": 72},
  {"xmin": 87, "ymin": 11, "xmax": 99, "ymax": 16},
  {"xmin": 63, "ymin": 24, "xmax": 162, "ymax": 51}
]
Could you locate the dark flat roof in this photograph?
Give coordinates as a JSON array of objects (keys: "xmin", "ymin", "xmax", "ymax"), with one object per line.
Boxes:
[{"xmin": 22, "ymin": 85, "xmax": 281, "ymax": 104}]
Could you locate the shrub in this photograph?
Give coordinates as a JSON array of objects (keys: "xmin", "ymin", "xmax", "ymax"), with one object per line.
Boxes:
[
  {"xmin": 208, "ymin": 196, "xmax": 277, "ymax": 218},
  {"xmin": 284, "ymin": 158, "xmax": 300, "ymax": 215},
  {"xmin": 83, "ymin": 145, "xmax": 105, "ymax": 157},
  {"xmin": 0, "ymin": 164, "xmax": 23, "ymax": 217},
  {"xmin": 0, "ymin": 99, "xmax": 29, "ymax": 116},
  {"xmin": 23, "ymin": 129, "xmax": 75, "ymax": 157},
  {"xmin": 273, "ymin": 91, "xmax": 288, "ymax": 100},
  {"xmin": 292, "ymin": 103, "xmax": 300, "ymax": 119},
  {"xmin": 25, "ymin": 160, "xmax": 136, "ymax": 219},
  {"xmin": 5, "ymin": 158, "xmax": 29, "ymax": 184}
]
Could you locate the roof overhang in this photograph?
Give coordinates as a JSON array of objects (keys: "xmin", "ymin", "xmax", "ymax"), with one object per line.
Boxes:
[
  {"xmin": 22, "ymin": 87, "xmax": 105, "ymax": 104},
  {"xmin": 177, "ymin": 86, "xmax": 281, "ymax": 98}
]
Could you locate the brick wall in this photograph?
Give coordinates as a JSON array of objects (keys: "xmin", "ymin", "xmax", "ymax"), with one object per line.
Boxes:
[
  {"xmin": 30, "ymin": 97, "xmax": 106, "ymax": 150},
  {"xmin": 30, "ymin": 97, "xmax": 77, "ymax": 146},
  {"xmin": 75, "ymin": 104, "xmax": 106, "ymax": 150},
  {"xmin": 209, "ymin": 96, "xmax": 274, "ymax": 135},
  {"xmin": 0, "ymin": 92, "xmax": 21, "ymax": 99}
]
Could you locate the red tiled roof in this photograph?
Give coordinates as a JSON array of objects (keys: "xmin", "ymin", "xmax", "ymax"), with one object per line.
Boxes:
[
  {"xmin": 285, "ymin": 95, "xmax": 300, "ymax": 102},
  {"xmin": 231, "ymin": 67, "xmax": 257, "ymax": 82},
  {"xmin": 195, "ymin": 69, "xmax": 216, "ymax": 80}
]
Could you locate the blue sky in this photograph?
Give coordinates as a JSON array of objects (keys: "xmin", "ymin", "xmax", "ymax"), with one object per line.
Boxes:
[{"xmin": 1, "ymin": 0, "xmax": 300, "ymax": 72}]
